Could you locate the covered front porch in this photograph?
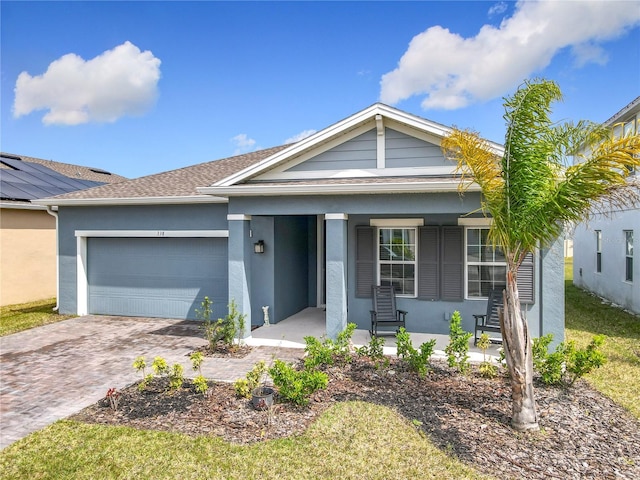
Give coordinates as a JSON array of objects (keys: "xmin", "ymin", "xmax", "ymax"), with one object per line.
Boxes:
[{"xmin": 246, "ymin": 307, "xmax": 502, "ymax": 362}]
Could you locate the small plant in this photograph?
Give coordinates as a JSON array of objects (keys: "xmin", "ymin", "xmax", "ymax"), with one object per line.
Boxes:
[
  {"xmin": 202, "ymin": 299, "xmax": 246, "ymax": 351},
  {"xmin": 152, "ymin": 356, "xmax": 169, "ymax": 376},
  {"xmin": 105, "ymin": 388, "xmax": 121, "ymax": 411},
  {"xmin": 269, "ymin": 359, "xmax": 328, "ymax": 406},
  {"xmin": 533, "ymin": 333, "xmax": 606, "ymax": 387},
  {"xmin": 356, "ymin": 335, "xmax": 387, "ymax": 367},
  {"xmin": 234, "ymin": 360, "xmax": 268, "ymax": 398},
  {"xmin": 168, "ymin": 363, "xmax": 184, "ymax": 390},
  {"xmin": 477, "ymin": 333, "xmax": 498, "ymax": 378},
  {"xmin": 190, "ymin": 351, "xmax": 204, "ymax": 375},
  {"xmin": 193, "ymin": 375, "xmax": 209, "ymax": 395},
  {"xmin": 195, "ymin": 296, "xmax": 214, "ymax": 322},
  {"xmin": 444, "ymin": 311, "xmax": 472, "ymax": 374},
  {"xmin": 395, "ymin": 327, "xmax": 437, "ymax": 377},
  {"xmin": 303, "ymin": 322, "xmax": 356, "ymax": 369},
  {"xmin": 133, "ymin": 356, "xmax": 154, "ymax": 391}
]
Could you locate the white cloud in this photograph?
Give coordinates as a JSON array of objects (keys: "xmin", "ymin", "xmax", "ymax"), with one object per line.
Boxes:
[
  {"xmin": 13, "ymin": 41, "xmax": 161, "ymax": 125},
  {"xmin": 284, "ymin": 129, "xmax": 317, "ymax": 144},
  {"xmin": 488, "ymin": 2, "xmax": 508, "ymax": 17},
  {"xmin": 380, "ymin": 1, "xmax": 640, "ymax": 110},
  {"xmin": 230, "ymin": 133, "xmax": 257, "ymax": 155}
]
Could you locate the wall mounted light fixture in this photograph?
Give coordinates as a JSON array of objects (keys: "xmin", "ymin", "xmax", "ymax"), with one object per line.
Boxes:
[{"xmin": 254, "ymin": 240, "xmax": 265, "ymax": 254}]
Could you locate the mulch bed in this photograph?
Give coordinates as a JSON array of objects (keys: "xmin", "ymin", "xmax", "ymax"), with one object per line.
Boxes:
[{"xmin": 71, "ymin": 356, "xmax": 640, "ymax": 479}]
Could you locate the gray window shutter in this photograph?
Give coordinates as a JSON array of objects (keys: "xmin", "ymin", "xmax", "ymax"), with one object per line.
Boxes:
[
  {"xmin": 418, "ymin": 226, "xmax": 439, "ymax": 300},
  {"xmin": 441, "ymin": 226, "xmax": 464, "ymax": 301},
  {"xmin": 356, "ymin": 226, "xmax": 375, "ymax": 298},
  {"xmin": 518, "ymin": 252, "xmax": 535, "ymax": 304}
]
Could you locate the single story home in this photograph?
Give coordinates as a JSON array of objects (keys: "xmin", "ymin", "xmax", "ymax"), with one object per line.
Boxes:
[
  {"xmin": 0, "ymin": 153, "xmax": 126, "ymax": 306},
  {"xmin": 572, "ymin": 97, "xmax": 639, "ymax": 314},
  {"xmin": 35, "ymin": 104, "xmax": 565, "ymax": 339}
]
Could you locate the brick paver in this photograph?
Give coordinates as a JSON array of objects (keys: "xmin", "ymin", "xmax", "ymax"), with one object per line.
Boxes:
[{"xmin": 0, "ymin": 316, "xmax": 301, "ymax": 450}]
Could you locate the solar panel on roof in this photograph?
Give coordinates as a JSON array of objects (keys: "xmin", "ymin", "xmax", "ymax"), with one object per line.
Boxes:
[{"xmin": 0, "ymin": 157, "xmax": 106, "ymax": 201}]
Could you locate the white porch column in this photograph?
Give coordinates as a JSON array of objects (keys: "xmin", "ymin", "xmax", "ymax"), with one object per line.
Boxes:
[
  {"xmin": 227, "ymin": 214, "xmax": 252, "ymax": 337},
  {"xmin": 325, "ymin": 213, "xmax": 348, "ymax": 339}
]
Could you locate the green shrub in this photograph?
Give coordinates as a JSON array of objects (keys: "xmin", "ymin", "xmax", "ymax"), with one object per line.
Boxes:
[
  {"xmin": 200, "ymin": 298, "xmax": 246, "ymax": 350},
  {"xmin": 303, "ymin": 322, "xmax": 356, "ymax": 369},
  {"xmin": 356, "ymin": 335, "xmax": 385, "ymax": 360},
  {"xmin": 168, "ymin": 363, "xmax": 184, "ymax": 390},
  {"xmin": 152, "ymin": 356, "xmax": 169, "ymax": 376},
  {"xmin": 444, "ymin": 311, "xmax": 472, "ymax": 374},
  {"xmin": 234, "ymin": 360, "xmax": 268, "ymax": 398},
  {"xmin": 269, "ymin": 359, "xmax": 328, "ymax": 406},
  {"xmin": 192, "ymin": 374, "xmax": 209, "ymax": 395},
  {"xmin": 533, "ymin": 333, "xmax": 606, "ymax": 387},
  {"xmin": 395, "ymin": 327, "xmax": 436, "ymax": 377},
  {"xmin": 477, "ymin": 333, "xmax": 498, "ymax": 378}
]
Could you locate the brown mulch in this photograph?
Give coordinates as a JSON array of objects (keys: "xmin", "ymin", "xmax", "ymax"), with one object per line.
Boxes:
[
  {"xmin": 71, "ymin": 356, "xmax": 640, "ymax": 480},
  {"xmin": 194, "ymin": 343, "xmax": 253, "ymax": 358}
]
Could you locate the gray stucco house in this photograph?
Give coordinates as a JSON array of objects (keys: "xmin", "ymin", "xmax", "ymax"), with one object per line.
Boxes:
[
  {"xmin": 573, "ymin": 97, "xmax": 639, "ymax": 315},
  {"xmin": 35, "ymin": 104, "xmax": 565, "ymax": 340}
]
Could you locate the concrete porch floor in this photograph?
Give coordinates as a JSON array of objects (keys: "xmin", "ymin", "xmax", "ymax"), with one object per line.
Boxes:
[{"xmin": 247, "ymin": 307, "xmax": 502, "ymax": 362}]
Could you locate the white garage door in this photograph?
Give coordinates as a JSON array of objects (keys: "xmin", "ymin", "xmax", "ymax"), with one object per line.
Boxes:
[{"xmin": 87, "ymin": 237, "xmax": 228, "ymax": 320}]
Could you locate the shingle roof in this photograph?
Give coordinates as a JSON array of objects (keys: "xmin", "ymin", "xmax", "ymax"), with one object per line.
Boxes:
[
  {"xmin": 0, "ymin": 153, "xmax": 127, "ymax": 184},
  {"xmin": 44, "ymin": 145, "xmax": 289, "ymax": 201}
]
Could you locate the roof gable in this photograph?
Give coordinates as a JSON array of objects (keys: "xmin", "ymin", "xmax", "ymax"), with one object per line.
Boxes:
[{"xmin": 214, "ymin": 103, "xmax": 467, "ymax": 187}]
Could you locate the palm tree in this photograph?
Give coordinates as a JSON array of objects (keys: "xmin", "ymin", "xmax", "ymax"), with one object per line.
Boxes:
[{"xmin": 441, "ymin": 79, "xmax": 640, "ymax": 431}]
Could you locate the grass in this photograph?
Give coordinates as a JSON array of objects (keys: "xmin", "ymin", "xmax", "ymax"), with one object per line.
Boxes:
[
  {"xmin": 0, "ymin": 298, "xmax": 75, "ymax": 336},
  {"xmin": 0, "ymin": 401, "xmax": 489, "ymax": 480},
  {"xmin": 564, "ymin": 257, "xmax": 640, "ymax": 419}
]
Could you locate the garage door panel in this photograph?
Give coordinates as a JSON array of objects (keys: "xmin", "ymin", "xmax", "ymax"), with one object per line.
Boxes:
[{"xmin": 88, "ymin": 237, "xmax": 228, "ymax": 320}]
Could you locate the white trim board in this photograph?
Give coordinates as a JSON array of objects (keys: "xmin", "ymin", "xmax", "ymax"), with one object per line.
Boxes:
[{"xmin": 74, "ymin": 230, "xmax": 229, "ymax": 238}]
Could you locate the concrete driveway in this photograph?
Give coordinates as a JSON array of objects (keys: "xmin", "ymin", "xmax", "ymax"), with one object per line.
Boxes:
[{"xmin": 0, "ymin": 315, "xmax": 301, "ymax": 450}]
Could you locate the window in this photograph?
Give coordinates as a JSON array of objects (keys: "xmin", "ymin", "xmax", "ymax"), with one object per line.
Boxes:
[
  {"xmin": 466, "ymin": 227, "xmax": 506, "ymax": 298},
  {"xmin": 625, "ymin": 230, "xmax": 633, "ymax": 282},
  {"xmin": 378, "ymin": 228, "xmax": 416, "ymax": 295},
  {"xmin": 595, "ymin": 230, "xmax": 602, "ymax": 273}
]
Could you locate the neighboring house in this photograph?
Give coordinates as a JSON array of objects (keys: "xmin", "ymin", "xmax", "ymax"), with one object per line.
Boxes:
[
  {"xmin": 34, "ymin": 104, "xmax": 565, "ymax": 339},
  {"xmin": 0, "ymin": 153, "xmax": 126, "ymax": 306},
  {"xmin": 572, "ymin": 97, "xmax": 640, "ymax": 315}
]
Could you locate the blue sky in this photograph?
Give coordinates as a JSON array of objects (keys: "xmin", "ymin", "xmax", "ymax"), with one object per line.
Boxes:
[{"xmin": 2, "ymin": 1, "xmax": 639, "ymax": 179}]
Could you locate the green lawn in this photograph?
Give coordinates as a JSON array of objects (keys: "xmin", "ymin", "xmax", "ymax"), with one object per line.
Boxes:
[
  {"xmin": 0, "ymin": 401, "xmax": 489, "ymax": 480},
  {"xmin": 563, "ymin": 257, "xmax": 640, "ymax": 418},
  {"xmin": 0, "ymin": 298, "xmax": 75, "ymax": 336}
]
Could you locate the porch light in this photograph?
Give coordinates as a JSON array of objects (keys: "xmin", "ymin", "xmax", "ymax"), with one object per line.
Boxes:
[{"xmin": 254, "ymin": 240, "xmax": 265, "ymax": 254}]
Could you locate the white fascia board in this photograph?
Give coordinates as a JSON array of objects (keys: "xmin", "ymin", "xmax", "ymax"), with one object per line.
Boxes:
[
  {"xmin": 198, "ymin": 180, "xmax": 479, "ymax": 196},
  {"xmin": 458, "ymin": 217, "xmax": 493, "ymax": 226},
  {"xmin": 0, "ymin": 202, "xmax": 49, "ymax": 210},
  {"xmin": 75, "ymin": 230, "xmax": 229, "ymax": 238},
  {"xmin": 32, "ymin": 195, "xmax": 228, "ymax": 207}
]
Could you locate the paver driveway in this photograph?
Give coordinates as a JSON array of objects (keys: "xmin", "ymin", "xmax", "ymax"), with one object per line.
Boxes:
[{"xmin": 0, "ymin": 315, "xmax": 300, "ymax": 450}]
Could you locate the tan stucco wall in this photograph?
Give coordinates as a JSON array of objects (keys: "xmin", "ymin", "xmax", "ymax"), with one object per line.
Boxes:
[{"xmin": 0, "ymin": 208, "xmax": 56, "ymax": 306}]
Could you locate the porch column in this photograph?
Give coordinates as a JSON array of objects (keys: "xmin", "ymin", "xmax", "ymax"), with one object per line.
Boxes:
[
  {"xmin": 227, "ymin": 214, "xmax": 252, "ymax": 338},
  {"xmin": 325, "ymin": 213, "xmax": 348, "ymax": 339}
]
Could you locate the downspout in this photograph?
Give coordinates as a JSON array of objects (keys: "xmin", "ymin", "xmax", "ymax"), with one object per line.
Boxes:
[
  {"xmin": 538, "ymin": 246, "xmax": 544, "ymax": 337},
  {"xmin": 45, "ymin": 206, "xmax": 59, "ymax": 311}
]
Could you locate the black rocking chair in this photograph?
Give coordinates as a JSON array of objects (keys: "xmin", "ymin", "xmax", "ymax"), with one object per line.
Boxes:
[{"xmin": 370, "ymin": 285, "xmax": 407, "ymax": 336}]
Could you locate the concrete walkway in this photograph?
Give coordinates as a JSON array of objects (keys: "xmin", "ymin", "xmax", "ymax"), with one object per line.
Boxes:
[{"xmin": 0, "ymin": 315, "xmax": 301, "ymax": 450}]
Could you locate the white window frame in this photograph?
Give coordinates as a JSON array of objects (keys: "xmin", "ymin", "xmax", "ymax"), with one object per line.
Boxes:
[
  {"xmin": 464, "ymin": 226, "xmax": 507, "ymax": 300},
  {"xmin": 371, "ymin": 219, "xmax": 423, "ymax": 298},
  {"xmin": 624, "ymin": 230, "xmax": 633, "ymax": 283}
]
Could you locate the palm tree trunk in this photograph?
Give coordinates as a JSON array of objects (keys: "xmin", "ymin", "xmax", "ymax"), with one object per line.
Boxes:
[{"xmin": 500, "ymin": 270, "xmax": 539, "ymax": 431}]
